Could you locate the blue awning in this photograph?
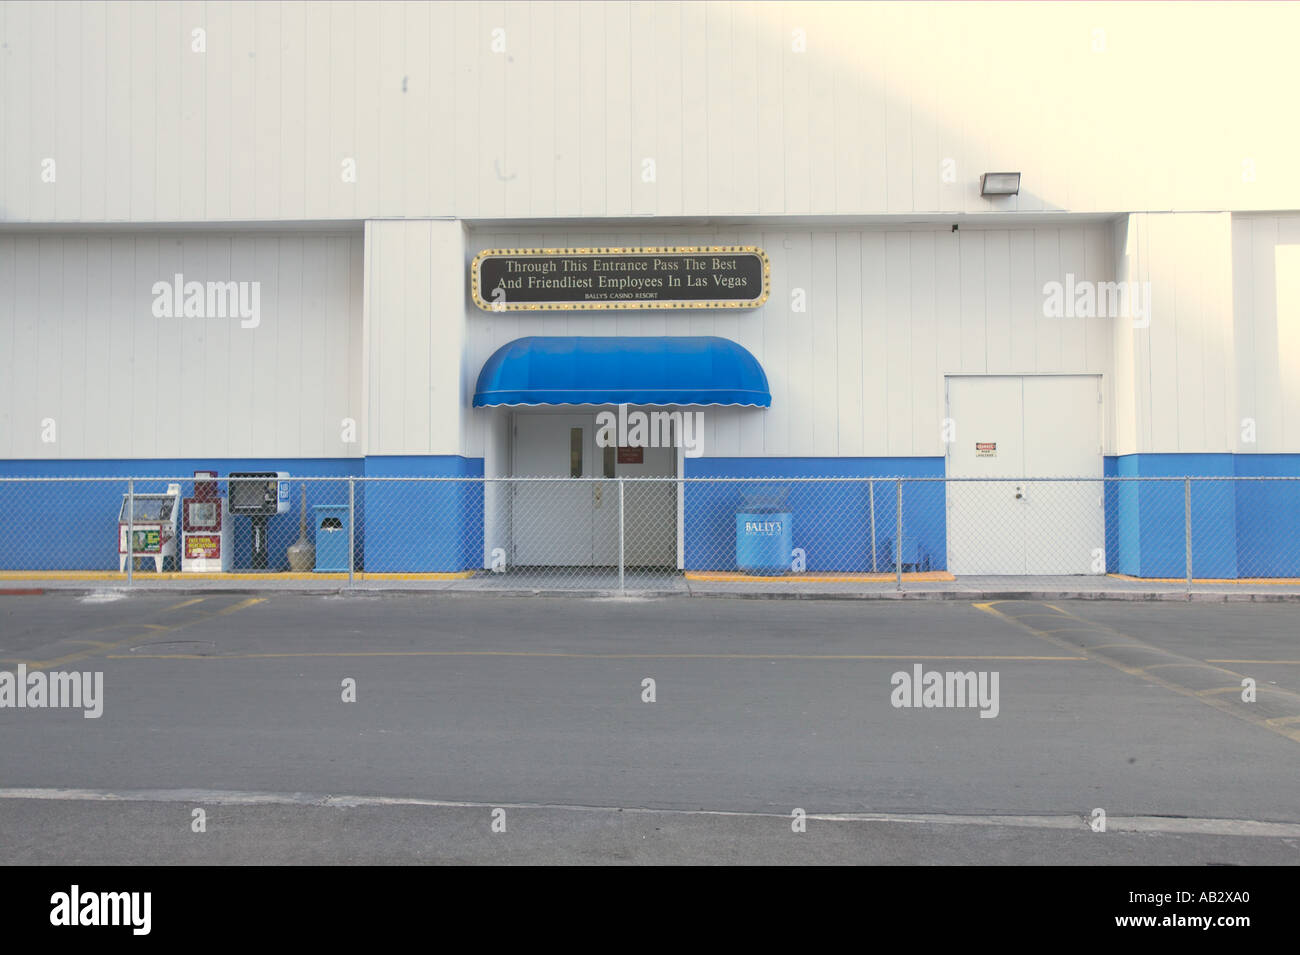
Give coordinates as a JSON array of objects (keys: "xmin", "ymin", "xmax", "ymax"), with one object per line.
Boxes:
[{"xmin": 472, "ymin": 336, "xmax": 771, "ymax": 408}]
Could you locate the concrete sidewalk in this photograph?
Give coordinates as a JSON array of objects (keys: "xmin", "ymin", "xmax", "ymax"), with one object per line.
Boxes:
[{"xmin": 5, "ymin": 569, "xmax": 1300, "ymax": 600}]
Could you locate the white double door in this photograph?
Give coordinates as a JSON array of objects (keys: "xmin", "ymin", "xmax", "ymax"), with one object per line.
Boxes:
[
  {"xmin": 510, "ymin": 412, "xmax": 677, "ymax": 567},
  {"xmin": 946, "ymin": 376, "xmax": 1104, "ymax": 575}
]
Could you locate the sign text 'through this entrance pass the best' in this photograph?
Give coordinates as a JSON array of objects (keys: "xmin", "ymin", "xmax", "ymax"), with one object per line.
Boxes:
[{"xmin": 471, "ymin": 247, "xmax": 770, "ymax": 311}]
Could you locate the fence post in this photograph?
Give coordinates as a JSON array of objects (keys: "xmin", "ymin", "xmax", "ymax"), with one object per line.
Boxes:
[
  {"xmin": 618, "ymin": 478, "xmax": 625, "ymax": 596},
  {"xmin": 126, "ymin": 477, "xmax": 134, "ymax": 587},
  {"xmin": 895, "ymin": 478, "xmax": 904, "ymax": 592},
  {"xmin": 348, "ymin": 477, "xmax": 355, "ymax": 588},
  {"xmin": 1184, "ymin": 476, "xmax": 1193, "ymax": 591},
  {"xmin": 869, "ymin": 478, "xmax": 878, "ymax": 573}
]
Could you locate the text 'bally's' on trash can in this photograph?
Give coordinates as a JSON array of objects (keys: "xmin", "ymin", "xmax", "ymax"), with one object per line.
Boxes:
[
  {"xmin": 313, "ymin": 504, "xmax": 350, "ymax": 572},
  {"xmin": 735, "ymin": 487, "xmax": 792, "ymax": 575}
]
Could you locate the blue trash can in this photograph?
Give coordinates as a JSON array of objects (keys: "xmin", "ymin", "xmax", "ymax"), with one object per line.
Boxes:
[
  {"xmin": 736, "ymin": 488, "xmax": 792, "ymax": 575},
  {"xmin": 313, "ymin": 505, "xmax": 350, "ymax": 572}
]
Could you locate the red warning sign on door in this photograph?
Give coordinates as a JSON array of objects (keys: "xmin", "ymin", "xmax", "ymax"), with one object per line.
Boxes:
[{"xmin": 976, "ymin": 442, "xmax": 997, "ymax": 457}]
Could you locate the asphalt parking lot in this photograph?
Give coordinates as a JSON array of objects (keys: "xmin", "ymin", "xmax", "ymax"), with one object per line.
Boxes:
[{"xmin": 1, "ymin": 592, "xmax": 1297, "ymax": 864}]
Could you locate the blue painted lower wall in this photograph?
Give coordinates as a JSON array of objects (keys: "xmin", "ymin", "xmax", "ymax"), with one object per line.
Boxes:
[
  {"xmin": 1109, "ymin": 454, "xmax": 1300, "ymax": 578},
  {"xmin": 362, "ymin": 456, "xmax": 484, "ymax": 572},
  {"xmin": 3, "ymin": 453, "xmax": 1299, "ymax": 577},
  {"xmin": 682, "ymin": 457, "xmax": 947, "ymax": 573}
]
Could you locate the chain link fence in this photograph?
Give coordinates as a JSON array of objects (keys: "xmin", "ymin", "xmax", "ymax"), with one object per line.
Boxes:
[{"xmin": 2, "ymin": 475, "xmax": 1299, "ymax": 595}]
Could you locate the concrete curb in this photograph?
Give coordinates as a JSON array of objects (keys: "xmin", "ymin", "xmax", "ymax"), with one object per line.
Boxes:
[{"xmin": 8, "ymin": 584, "xmax": 1300, "ymax": 602}]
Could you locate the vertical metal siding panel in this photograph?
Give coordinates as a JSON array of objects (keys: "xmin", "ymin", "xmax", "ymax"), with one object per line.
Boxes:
[
  {"xmin": 881, "ymin": 7, "xmax": 912, "ymax": 214},
  {"xmin": 528, "ymin": 2, "xmax": 557, "ymax": 217},
  {"xmin": 0, "ymin": 236, "xmax": 14, "ymax": 456},
  {"xmin": 477, "ymin": 1, "xmax": 506, "ymax": 218},
  {"xmin": 452, "ymin": 1, "xmax": 480, "ymax": 218},
  {"xmin": 276, "ymin": 236, "xmax": 305, "ymax": 457},
  {"xmin": 59, "ymin": 237, "xmax": 87, "ymax": 454},
  {"xmin": 178, "ymin": 0, "xmax": 207, "ymax": 220},
  {"xmin": 835, "ymin": 232, "xmax": 864, "ymax": 457},
  {"xmin": 203, "ymin": 0, "xmax": 231, "ymax": 220},
  {"xmin": 301, "ymin": 2, "xmax": 331, "ymax": 218},
  {"xmin": 352, "ymin": 2, "xmax": 381, "ymax": 218},
  {"xmin": 327, "ymin": 1, "xmax": 357, "ymax": 219},
  {"xmin": 102, "ymin": 237, "xmax": 133, "ymax": 457},
  {"xmin": 983, "ymin": 231, "xmax": 1011, "ymax": 375},
  {"xmin": 217, "ymin": 236, "xmax": 244, "ymax": 455},
  {"xmin": 856, "ymin": 8, "xmax": 887, "ymax": 215},
  {"xmin": 578, "ymin": 2, "xmax": 607, "ymax": 216},
  {"xmin": 754, "ymin": 5, "xmax": 783, "ymax": 215},
  {"xmin": 128, "ymin": 236, "xmax": 158, "ymax": 457},
  {"xmin": 884, "ymin": 232, "xmax": 911, "ymax": 456},
  {"xmin": 1174, "ymin": 219, "xmax": 1206, "ymax": 452},
  {"xmin": 175, "ymin": 238, "xmax": 206, "ymax": 459},
  {"xmin": 785, "ymin": 232, "xmax": 814, "ymax": 456},
  {"xmin": 501, "ymin": 1, "xmax": 532, "ymax": 217},
  {"xmin": 1251, "ymin": 216, "xmax": 1282, "ymax": 452},
  {"xmin": 908, "ymin": 4, "xmax": 939, "ymax": 215},
  {"xmin": 153, "ymin": 1, "xmax": 182, "ymax": 221},
  {"xmin": 1056, "ymin": 227, "xmax": 1087, "ymax": 371},
  {"xmin": 227, "ymin": 1, "xmax": 256, "ymax": 220},
  {"xmin": 54, "ymin": 0, "xmax": 83, "ymax": 221},
  {"xmin": 860, "ymin": 232, "xmax": 889, "ymax": 454},
  {"xmin": 79, "ymin": 1, "xmax": 108, "ymax": 221},
  {"xmin": 1146, "ymin": 216, "xmax": 1180, "ymax": 452},
  {"xmin": 1007, "ymin": 230, "xmax": 1038, "ymax": 373},
  {"xmin": 151, "ymin": 236, "xmax": 182, "ymax": 459},
  {"xmin": 376, "ymin": 1, "xmax": 407, "ymax": 218},
  {"xmin": 652, "ymin": 1, "xmax": 682, "ymax": 216},
  {"xmin": 1082, "ymin": 225, "xmax": 1112, "ymax": 375},
  {"xmin": 298, "ymin": 237, "xmax": 327, "ymax": 456},
  {"xmin": 604, "ymin": 2, "xmax": 632, "ymax": 216},
  {"xmin": 958, "ymin": 230, "xmax": 986, "ymax": 373},
  {"xmin": 403, "ymin": 222, "xmax": 433, "ymax": 452},
  {"xmin": 1202, "ymin": 216, "xmax": 1234, "ymax": 453},
  {"xmin": 247, "ymin": 236, "xmax": 278, "ymax": 456},
  {"xmin": 678, "ymin": 4, "xmax": 708, "ymax": 213},
  {"xmin": 35, "ymin": 238, "xmax": 63, "ymax": 455},
  {"xmin": 730, "ymin": 3, "xmax": 758, "ymax": 214},
  {"xmin": 348, "ymin": 232, "xmax": 365, "ymax": 455},
  {"xmin": 551, "ymin": 2, "xmax": 581, "ymax": 216},
  {"xmin": 710, "ymin": 230, "xmax": 742, "ymax": 457},
  {"xmin": 27, "ymin": 2, "xmax": 56, "ymax": 222},
  {"xmin": 735, "ymin": 228, "xmax": 766, "ymax": 455},
  {"xmin": 428, "ymin": 1, "xmax": 457, "ymax": 216},
  {"xmin": 399, "ymin": 0, "xmax": 431, "ymax": 218},
  {"xmin": 909, "ymin": 232, "xmax": 938, "ymax": 456},
  {"xmin": 1032, "ymin": 229, "xmax": 1061, "ymax": 372},
  {"xmin": 805, "ymin": 4, "xmax": 835, "ymax": 215},
  {"xmin": 324, "ymin": 234, "xmax": 361, "ymax": 456},
  {"xmin": 104, "ymin": 2, "xmax": 133, "ymax": 220},
  {"xmin": 128, "ymin": 2, "xmax": 156, "ymax": 220},
  {"xmin": 703, "ymin": 1, "xmax": 731, "ymax": 214},
  {"xmin": 10, "ymin": 241, "xmax": 40, "ymax": 455},
  {"xmin": 760, "ymin": 232, "xmax": 789, "ymax": 455},
  {"xmin": 1231, "ymin": 217, "xmax": 1255, "ymax": 453},
  {"xmin": 628, "ymin": 2, "xmax": 656, "ymax": 216},
  {"xmin": 780, "ymin": 1, "xmax": 809, "ymax": 214},
  {"xmin": 934, "ymin": 229, "xmax": 962, "ymax": 380},
  {"xmin": 830, "ymin": 13, "xmax": 863, "ymax": 215},
  {"xmin": 278, "ymin": 1, "xmax": 307, "ymax": 221},
  {"xmin": 1278, "ymin": 218, "xmax": 1300, "ymax": 452}
]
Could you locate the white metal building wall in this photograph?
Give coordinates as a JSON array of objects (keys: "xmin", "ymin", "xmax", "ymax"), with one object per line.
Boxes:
[
  {"xmin": 1232, "ymin": 213, "xmax": 1300, "ymax": 455},
  {"xmin": 2, "ymin": 1, "xmax": 1298, "ymax": 224},
  {"xmin": 0, "ymin": 230, "xmax": 364, "ymax": 460},
  {"xmin": 456, "ymin": 222, "xmax": 1118, "ymax": 460}
]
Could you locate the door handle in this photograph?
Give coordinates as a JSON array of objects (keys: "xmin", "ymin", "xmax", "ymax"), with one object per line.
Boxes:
[
  {"xmin": 1014, "ymin": 484, "xmax": 1026, "ymax": 500},
  {"xmin": 594, "ymin": 485, "xmax": 602, "ymax": 507}
]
